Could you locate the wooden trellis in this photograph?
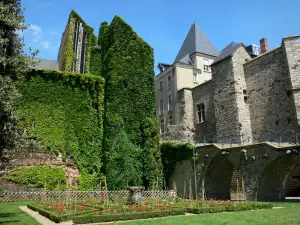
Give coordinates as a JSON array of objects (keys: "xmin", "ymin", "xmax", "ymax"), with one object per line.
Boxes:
[{"xmin": 0, "ymin": 190, "xmax": 177, "ymax": 202}]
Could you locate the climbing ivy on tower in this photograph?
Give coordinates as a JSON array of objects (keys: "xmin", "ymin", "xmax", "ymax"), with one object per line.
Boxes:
[
  {"xmin": 100, "ymin": 16, "xmax": 162, "ymax": 189},
  {"xmin": 59, "ymin": 10, "xmax": 95, "ymax": 74},
  {"xmin": 16, "ymin": 70, "xmax": 104, "ymax": 174}
]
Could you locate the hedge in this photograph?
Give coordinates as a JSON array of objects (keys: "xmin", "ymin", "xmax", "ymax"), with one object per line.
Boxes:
[
  {"xmin": 16, "ymin": 70, "xmax": 104, "ymax": 174},
  {"xmin": 27, "ymin": 204, "xmax": 94, "ymax": 222},
  {"xmin": 73, "ymin": 209, "xmax": 185, "ymax": 224},
  {"xmin": 186, "ymin": 202, "xmax": 273, "ymax": 214}
]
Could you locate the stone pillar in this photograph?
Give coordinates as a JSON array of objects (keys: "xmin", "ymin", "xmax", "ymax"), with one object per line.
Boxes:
[{"xmin": 283, "ymin": 36, "xmax": 300, "ymax": 126}]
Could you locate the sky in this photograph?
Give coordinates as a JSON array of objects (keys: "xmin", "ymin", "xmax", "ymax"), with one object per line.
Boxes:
[{"xmin": 22, "ymin": 0, "xmax": 300, "ymax": 74}]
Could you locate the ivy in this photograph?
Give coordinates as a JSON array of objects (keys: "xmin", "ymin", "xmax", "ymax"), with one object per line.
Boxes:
[
  {"xmin": 160, "ymin": 141, "xmax": 195, "ymax": 183},
  {"xmin": 101, "ymin": 16, "xmax": 162, "ymax": 189},
  {"xmin": 60, "ymin": 10, "xmax": 95, "ymax": 73},
  {"xmin": 16, "ymin": 70, "xmax": 104, "ymax": 174},
  {"xmin": 5, "ymin": 166, "xmax": 66, "ymax": 190}
]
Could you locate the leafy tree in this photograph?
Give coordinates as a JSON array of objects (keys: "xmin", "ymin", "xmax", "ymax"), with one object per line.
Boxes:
[{"xmin": 0, "ymin": 0, "xmax": 37, "ymax": 165}]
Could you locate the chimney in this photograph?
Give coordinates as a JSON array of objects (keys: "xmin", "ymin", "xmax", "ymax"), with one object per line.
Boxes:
[{"xmin": 260, "ymin": 38, "xmax": 268, "ymax": 54}]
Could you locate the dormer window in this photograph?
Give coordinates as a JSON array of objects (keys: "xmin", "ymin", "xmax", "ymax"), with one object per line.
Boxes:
[{"xmin": 203, "ymin": 58, "xmax": 211, "ymax": 72}]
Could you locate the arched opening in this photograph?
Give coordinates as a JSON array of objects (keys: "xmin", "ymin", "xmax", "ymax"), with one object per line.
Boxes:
[
  {"xmin": 286, "ymin": 164, "xmax": 300, "ymax": 197},
  {"xmin": 230, "ymin": 168, "xmax": 245, "ymax": 200},
  {"xmin": 205, "ymin": 153, "xmax": 235, "ymax": 200},
  {"xmin": 258, "ymin": 156, "xmax": 298, "ymax": 201}
]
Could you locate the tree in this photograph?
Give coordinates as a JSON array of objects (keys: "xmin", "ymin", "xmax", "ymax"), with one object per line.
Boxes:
[{"xmin": 0, "ymin": 0, "xmax": 36, "ymax": 165}]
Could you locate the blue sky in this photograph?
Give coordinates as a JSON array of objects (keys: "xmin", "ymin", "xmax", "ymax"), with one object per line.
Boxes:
[{"xmin": 22, "ymin": 0, "xmax": 300, "ymax": 74}]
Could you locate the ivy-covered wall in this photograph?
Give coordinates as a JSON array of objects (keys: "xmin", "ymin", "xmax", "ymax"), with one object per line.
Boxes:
[
  {"xmin": 58, "ymin": 10, "xmax": 95, "ymax": 74},
  {"xmin": 160, "ymin": 141, "xmax": 195, "ymax": 183},
  {"xmin": 100, "ymin": 16, "xmax": 162, "ymax": 189},
  {"xmin": 16, "ymin": 70, "xmax": 104, "ymax": 174},
  {"xmin": 13, "ymin": 13, "xmax": 162, "ymax": 190}
]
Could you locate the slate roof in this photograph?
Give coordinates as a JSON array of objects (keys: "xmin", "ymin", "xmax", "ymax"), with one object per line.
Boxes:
[
  {"xmin": 33, "ymin": 58, "xmax": 59, "ymax": 71},
  {"xmin": 178, "ymin": 54, "xmax": 194, "ymax": 65},
  {"xmin": 174, "ymin": 23, "xmax": 219, "ymax": 63},
  {"xmin": 211, "ymin": 42, "xmax": 243, "ymax": 65}
]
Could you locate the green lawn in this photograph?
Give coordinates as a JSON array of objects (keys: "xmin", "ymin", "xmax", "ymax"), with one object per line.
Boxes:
[
  {"xmin": 117, "ymin": 202, "xmax": 300, "ymax": 225},
  {"xmin": 1, "ymin": 201, "xmax": 300, "ymax": 225},
  {"xmin": 0, "ymin": 201, "xmax": 40, "ymax": 225}
]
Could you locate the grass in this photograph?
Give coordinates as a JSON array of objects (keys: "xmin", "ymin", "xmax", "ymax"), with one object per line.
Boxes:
[
  {"xmin": 114, "ymin": 202, "xmax": 300, "ymax": 225},
  {"xmin": 0, "ymin": 201, "xmax": 40, "ymax": 225},
  {"xmin": 1, "ymin": 201, "xmax": 300, "ymax": 225}
]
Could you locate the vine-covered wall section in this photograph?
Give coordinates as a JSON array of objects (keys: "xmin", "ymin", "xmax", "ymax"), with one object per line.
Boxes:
[
  {"xmin": 101, "ymin": 16, "xmax": 162, "ymax": 189},
  {"xmin": 58, "ymin": 10, "xmax": 95, "ymax": 74},
  {"xmin": 16, "ymin": 70, "xmax": 104, "ymax": 174},
  {"xmin": 160, "ymin": 141, "xmax": 195, "ymax": 183}
]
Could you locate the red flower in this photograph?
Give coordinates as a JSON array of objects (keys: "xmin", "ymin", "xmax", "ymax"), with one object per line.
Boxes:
[{"xmin": 78, "ymin": 205, "xmax": 85, "ymax": 211}]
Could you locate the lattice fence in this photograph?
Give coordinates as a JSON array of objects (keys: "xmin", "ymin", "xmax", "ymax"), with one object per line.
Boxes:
[{"xmin": 0, "ymin": 190, "xmax": 177, "ymax": 202}]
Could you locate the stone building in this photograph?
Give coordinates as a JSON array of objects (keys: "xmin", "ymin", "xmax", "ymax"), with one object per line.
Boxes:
[
  {"xmin": 157, "ymin": 22, "xmax": 300, "ymax": 201},
  {"xmin": 155, "ymin": 23, "xmax": 219, "ymax": 140}
]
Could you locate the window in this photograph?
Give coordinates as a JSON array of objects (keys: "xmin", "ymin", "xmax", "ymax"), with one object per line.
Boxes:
[
  {"xmin": 167, "ymin": 76, "xmax": 171, "ymax": 89},
  {"xmin": 160, "ymin": 99, "xmax": 164, "ymax": 115},
  {"xmin": 197, "ymin": 103, "xmax": 205, "ymax": 123},
  {"xmin": 193, "ymin": 73, "xmax": 198, "ymax": 83},
  {"xmin": 159, "ymin": 81, "xmax": 163, "ymax": 90},
  {"xmin": 203, "ymin": 58, "xmax": 210, "ymax": 72},
  {"xmin": 169, "ymin": 114, "xmax": 172, "ymax": 125},
  {"xmin": 168, "ymin": 95, "xmax": 172, "ymax": 110},
  {"xmin": 160, "ymin": 118, "xmax": 165, "ymax": 134}
]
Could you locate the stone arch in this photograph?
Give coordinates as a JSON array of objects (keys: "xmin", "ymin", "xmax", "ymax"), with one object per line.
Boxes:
[
  {"xmin": 204, "ymin": 153, "xmax": 235, "ymax": 200},
  {"xmin": 257, "ymin": 155, "xmax": 299, "ymax": 201}
]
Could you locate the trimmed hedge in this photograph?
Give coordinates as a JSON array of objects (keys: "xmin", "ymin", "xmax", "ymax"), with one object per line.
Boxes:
[
  {"xmin": 27, "ymin": 204, "xmax": 94, "ymax": 223},
  {"xmin": 27, "ymin": 204, "xmax": 62, "ymax": 223},
  {"xmin": 186, "ymin": 202, "xmax": 273, "ymax": 214},
  {"xmin": 16, "ymin": 70, "xmax": 104, "ymax": 174},
  {"xmin": 73, "ymin": 209, "xmax": 185, "ymax": 224}
]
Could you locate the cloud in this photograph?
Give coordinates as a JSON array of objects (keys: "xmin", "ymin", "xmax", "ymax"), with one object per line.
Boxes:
[
  {"xmin": 28, "ymin": 24, "xmax": 42, "ymax": 43},
  {"xmin": 41, "ymin": 41, "xmax": 49, "ymax": 49}
]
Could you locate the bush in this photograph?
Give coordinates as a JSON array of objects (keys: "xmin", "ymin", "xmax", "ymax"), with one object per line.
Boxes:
[
  {"xmin": 186, "ymin": 202, "xmax": 273, "ymax": 214},
  {"xmin": 6, "ymin": 166, "xmax": 66, "ymax": 190},
  {"xmin": 73, "ymin": 209, "xmax": 185, "ymax": 224}
]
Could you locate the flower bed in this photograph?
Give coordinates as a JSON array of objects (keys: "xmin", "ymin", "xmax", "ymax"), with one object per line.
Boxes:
[{"xmin": 27, "ymin": 198, "xmax": 273, "ymax": 224}]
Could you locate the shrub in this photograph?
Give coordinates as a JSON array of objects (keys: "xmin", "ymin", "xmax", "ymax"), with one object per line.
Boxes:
[
  {"xmin": 73, "ymin": 209, "xmax": 185, "ymax": 224},
  {"xmin": 6, "ymin": 166, "xmax": 66, "ymax": 190}
]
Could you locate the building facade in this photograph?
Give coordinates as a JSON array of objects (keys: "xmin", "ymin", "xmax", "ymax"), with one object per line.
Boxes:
[
  {"xmin": 155, "ymin": 23, "xmax": 219, "ymax": 140},
  {"xmin": 156, "ymin": 23, "xmax": 300, "ymax": 145}
]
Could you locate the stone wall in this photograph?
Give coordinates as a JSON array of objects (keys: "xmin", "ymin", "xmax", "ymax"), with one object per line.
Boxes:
[
  {"xmin": 283, "ymin": 36, "xmax": 300, "ymax": 127},
  {"xmin": 212, "ymin": 57, "xmax": 241, "ymax": 143},
  {"xmin": 244, "ymin": 46, "xmax": 299, "ymax": 142},
  {"xmin": 1, "ymin": 147, "xmax": 79, "ymax": 186},
  {"xmin": 231, "ymin": 47, "xmax": 253, "ymax": 143},
  {"xmin": 169, "ymin": 143, "xmax": 300, "ymax": 201},
  {"xmin": 192, "ymin": 80, "xmax": 216, "ymax": 142}
]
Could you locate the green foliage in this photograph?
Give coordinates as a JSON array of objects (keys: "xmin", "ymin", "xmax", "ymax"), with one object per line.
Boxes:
[
  {"xmin": 160, "ymin": 141, "xmax": 195, "ymax": 183},
  {"xmin": 16, "ymin": 70, "xmax": 104, "ymax": 173},
  {"xmin": 106, "ymin": 131, "xmax": 143, "ymax": 189},
  {"xmin": 101, "ymin": 15, "xmax": 162, "ymax": 189},
  {"xmin": 89, "ymin": 46, "xmax": 101, "ymax": 76},
  {"xmin": 186, "ymin": 202, "xmax": 273, "ymax": 214},
  {"xmin": 0, "ymin": 0, "xmax": 37, "ymax": 163},
  {"xmin": 6, "ymin": 166, "xmax": 66, "ymax": 190},
  {"xmin": 73, "ymin": 209, "xmax": 185, "ymax": 224},
  {"xmin": 60, "ymin": 10, "xmax": 94, "ymax": 73},
  {"xmin": 78, "ymin": 170, "xmax": 102, "ymax": 190}
]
